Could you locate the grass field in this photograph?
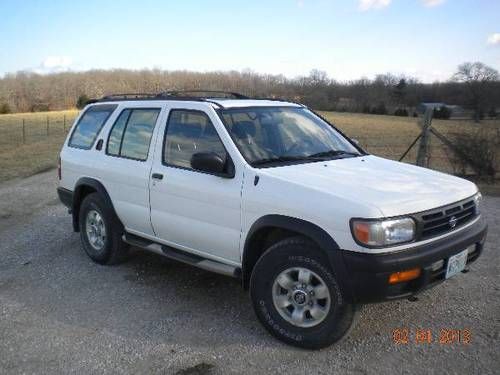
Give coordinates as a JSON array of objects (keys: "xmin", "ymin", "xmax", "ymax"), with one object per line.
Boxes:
[{"xmin": 0, "ymin": 109, "xmax": 499, "ymax": 186}]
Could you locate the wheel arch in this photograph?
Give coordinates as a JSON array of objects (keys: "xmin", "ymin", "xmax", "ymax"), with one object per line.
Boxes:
[
  {"xmin": 72, "ymin": 177, "xmax": 122, "ymax": 232},
  {"xmin": 242, "ymin": 214, "xmax": 341, "ymax": 289}
]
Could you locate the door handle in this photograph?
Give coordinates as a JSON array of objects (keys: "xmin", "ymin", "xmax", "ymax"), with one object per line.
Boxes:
[{"xmin": 152, "ymin": 173, "xmax": 163, "ymax": 180}]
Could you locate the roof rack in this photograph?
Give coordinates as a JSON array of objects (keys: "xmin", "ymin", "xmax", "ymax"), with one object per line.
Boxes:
[
  {"xmin": 88, "ymin": 90, "xmax": 250, "ymax": 108},
  {"xmin": 162, "ymin": 90, "xmax": 249, "ymax": 99}
]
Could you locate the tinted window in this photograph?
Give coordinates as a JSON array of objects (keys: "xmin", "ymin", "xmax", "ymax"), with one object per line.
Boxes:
[
  {"xmin": 106, "ymin": 108, "xmax": 160, "ymax": 161},
  {"xmin": 107, "ymin": 109, "xmax": 130, "ymax": 156},
  {"xmin": 164, "ymin": 110, "xmax": 227, "ymax": 169},
  {"xmin": 69, "ymin": 104, "xmax": 117, "ymax": 149}
]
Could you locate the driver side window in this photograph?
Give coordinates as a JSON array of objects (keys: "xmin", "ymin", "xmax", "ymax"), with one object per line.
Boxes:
[{"xmin": 163, "ymin": 109, "xmax": 227, "ymax": 170}]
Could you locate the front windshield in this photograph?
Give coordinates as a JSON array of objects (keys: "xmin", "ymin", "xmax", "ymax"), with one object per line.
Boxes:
[{"xmin": 220, "ymin": 107, "xmax": 361, "ymax": 167}]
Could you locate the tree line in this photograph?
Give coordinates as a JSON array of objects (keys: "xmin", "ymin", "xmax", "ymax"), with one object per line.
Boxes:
[{"xmin": 0, "ymin": 62, "xmax": 498, "ymax": 119}]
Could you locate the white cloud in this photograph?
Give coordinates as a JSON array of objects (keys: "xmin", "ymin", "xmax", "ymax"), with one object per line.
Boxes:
[
  {"xmin": 421, "ymin": 0, "xmax": 446, "ymax": 7},
  {"xmin": 358, "ymin": 0, "xmax": 391, "ymax": 11},
  {"xmin": 487, "ymin": 33, "xmax": 500, "ymax": 46},
  {"xmin": 42, "ymin": 56, "xmax": 72, "ymax": 69}
]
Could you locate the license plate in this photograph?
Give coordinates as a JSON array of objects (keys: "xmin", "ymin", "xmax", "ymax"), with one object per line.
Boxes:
[{"xmin": 445, "ymin": 249, "xmax": 469, "ymax": 279}]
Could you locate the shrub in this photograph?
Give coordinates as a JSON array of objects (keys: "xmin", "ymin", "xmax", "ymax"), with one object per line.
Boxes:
[
  {"xmin": 488, "ymin": 107, "xmax": 497, "ymax": 118},
  {"xmin": 448, "ymin": 129, "xmax": 499, "ymax": 180},
  {"xmin": 394, "ymin": 108, "xmax": 409, "ymax": 117},
  {"xmin": 370, "ymin": 102, "xmax": 387, "ymax": 115},
  {"xmin": 0, "ymin": 102, "xmax": 11, "ymax": 114},
  {"xmin": 76, "ymin": 94, "xmax": 90, "ymax": 109}
]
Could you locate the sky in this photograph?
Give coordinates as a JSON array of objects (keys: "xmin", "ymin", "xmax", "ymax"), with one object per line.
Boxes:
[{"xmin": 0, "ymin": 0, "xmax": 499, "ymax": 83}]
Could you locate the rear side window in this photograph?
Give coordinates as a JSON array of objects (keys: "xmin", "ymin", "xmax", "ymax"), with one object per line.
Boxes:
[
  {"xmin": 69, "ymin": 104, "xmax": 117, "ymax": 149},
  {"xmin": 106, "ymin": 108, "xmax": 160, "ymax": 161}
]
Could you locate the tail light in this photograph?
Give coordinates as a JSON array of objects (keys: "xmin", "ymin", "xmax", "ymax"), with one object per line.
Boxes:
[{"xmin": 58, "ymin": 156, "xmax": 61, "ymax": 180}]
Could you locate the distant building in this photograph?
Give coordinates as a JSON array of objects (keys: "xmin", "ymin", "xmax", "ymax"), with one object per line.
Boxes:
[{"xmin": 416, "ymin": 102, "xmax": 467, "ymax": 118}]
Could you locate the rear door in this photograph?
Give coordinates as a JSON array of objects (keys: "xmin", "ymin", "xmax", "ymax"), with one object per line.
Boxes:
[
  {"xmin": 94, "ymin": 103, "xmax": 165, "ymax": 236},
  {"xmin": 149, "ymin": 103, "xmax": 243, "ymax": 264}
]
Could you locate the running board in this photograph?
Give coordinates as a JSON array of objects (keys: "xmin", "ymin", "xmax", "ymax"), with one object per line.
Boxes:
[{"xmin": 122, "ymin": 233, "xmax": 241, "ymax": 278}]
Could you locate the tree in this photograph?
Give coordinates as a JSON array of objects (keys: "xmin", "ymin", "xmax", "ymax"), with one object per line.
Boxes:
[
  {"xmin": 392, "ymin": 78, "xmax": 407, "ymax": 107},
  {"xmin": 0, "ymin": 102, "xmax": 11, "ymax": 114},
  {"xmin": 453, "ymin": 62, "xmax": 499, "ymax": 122}
]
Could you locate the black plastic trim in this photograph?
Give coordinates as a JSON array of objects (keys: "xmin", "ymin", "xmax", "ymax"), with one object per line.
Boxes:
[
  {"xmin": 57, "ymin": 187, "xmax": 73, "ymax": 209},
  {"xmin": 72, "ymin": 178, "xmax": 121, "ymax": 232},
  {"xmin": 342, "ymin": 218, "xmax": 488, "ymax": 303}
]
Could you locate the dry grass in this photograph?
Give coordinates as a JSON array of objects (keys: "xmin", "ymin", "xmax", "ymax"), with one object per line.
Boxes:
[
  {"xmin": 0, "ymin": 110, "xmax": 78, "ymax": 182},
  {"xmin": 0, "ymin": 109, "xmax": 499, "ymax": 185},
  {"xmin": 321, "ymin": 111, "xmax": 500, "ymax": 174}
]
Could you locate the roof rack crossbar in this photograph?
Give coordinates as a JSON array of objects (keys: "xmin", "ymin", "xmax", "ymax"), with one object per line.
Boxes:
[{"xmin": 162, "ymin": 90, "xmax": 249, "ymax": 99}]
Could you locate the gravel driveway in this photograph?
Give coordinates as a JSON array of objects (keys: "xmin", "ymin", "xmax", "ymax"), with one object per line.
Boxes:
[{"xmin": 0, "ymin": 170, "xmax": 498, "ymax": 374}]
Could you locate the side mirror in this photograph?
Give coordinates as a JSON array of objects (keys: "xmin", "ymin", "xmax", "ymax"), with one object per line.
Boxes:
[
  {"xmin": 191, "ymin": 152, "xmax": 234, "ymax": 178},
  {"xmin": 351, "ymin": 138, "xmax": 360, "ymax": 145}
]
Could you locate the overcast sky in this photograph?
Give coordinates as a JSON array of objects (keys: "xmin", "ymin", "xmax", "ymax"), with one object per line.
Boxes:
[{"xmin": 0, "ymin": 0, "xmax": 499, "ymax": 82}]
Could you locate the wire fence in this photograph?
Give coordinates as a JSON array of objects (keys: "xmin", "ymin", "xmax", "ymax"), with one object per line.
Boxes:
[{"xmin": 0, "ymin": 111, "xmax": 78, "ymax": 148}]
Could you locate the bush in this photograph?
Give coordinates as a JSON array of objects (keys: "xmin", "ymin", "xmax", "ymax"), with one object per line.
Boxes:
[
  {"xmin": 488, "ymin": 107, "xmax": 497, "ymax": 118},
  {"xmin": 76, "ymin": 94, "xmax": 90, "ymax": 109},
  {"xmin": 371, "ymin": 102, "xmax": 387, "ymax": 115},
  {"xmin": 0, "ymin": 102, "xmax": 11, "ymax": 114},
  {"xmin": 433, "ymin": 105, "xmax": 451, "ymax": 119},
  {"xmin": 31, "ymin": 103, "xmax": 50, "ymax": 112},
  {"xmin": 449, "ymin": 129, "xmax": 499, "ymax": 180},
  {"xmin": 394, "ymin": 108, "xmax": 409, "ymax": 117}
]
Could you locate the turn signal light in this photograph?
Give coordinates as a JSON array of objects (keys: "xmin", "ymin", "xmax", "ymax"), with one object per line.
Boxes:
[{"xmin": 388, "ymin": 268, "xmax": 421, "ymax": 284}]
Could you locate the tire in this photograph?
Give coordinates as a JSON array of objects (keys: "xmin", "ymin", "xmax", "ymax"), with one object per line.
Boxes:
[
  {"xmin": 250, "ymin": 236, "xmax": 357, "ymax": 349},
  {"xmin": 78, "ymin": 192, "xmax": 129, "ymax": 265}
]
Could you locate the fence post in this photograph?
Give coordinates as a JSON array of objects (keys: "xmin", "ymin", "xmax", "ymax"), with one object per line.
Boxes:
[
  {"xmin": 46, "ymin": 116, "xmax": 49, "ymax": 136},
  {"xmin": 416, "ymin": 107, "xmax": 433, "ymax": 167},
  {"xmin": 22, "ymin": 118, "xmax": 26, "ymax": 144}
]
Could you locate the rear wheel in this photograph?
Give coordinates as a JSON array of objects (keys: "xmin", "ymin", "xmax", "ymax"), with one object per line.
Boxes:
[
  {"xmin": 250, "ymin": 236, "xmax": 356, "ymax": 349},
  {"xmin": 79, "ymin": 193, "xmax": 129, "ymax": 265}
]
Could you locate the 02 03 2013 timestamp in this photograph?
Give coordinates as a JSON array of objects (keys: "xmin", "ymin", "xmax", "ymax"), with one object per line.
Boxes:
[{"xmin": 392, "ymin": 328, "xmax": 472, "ymax": 345}]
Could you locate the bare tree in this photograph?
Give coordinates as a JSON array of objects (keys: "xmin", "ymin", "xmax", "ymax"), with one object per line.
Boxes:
[{"xmin": 453, "ymin": 62, "xmax": 499, "ymax": 122}]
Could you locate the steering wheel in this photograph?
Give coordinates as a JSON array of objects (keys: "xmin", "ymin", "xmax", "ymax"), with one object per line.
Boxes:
[{"xmin": 285, "ymin": 139, "xmax": 315, "ymax": 156}]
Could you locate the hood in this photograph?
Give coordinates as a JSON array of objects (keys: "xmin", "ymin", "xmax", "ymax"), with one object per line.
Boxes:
[{"xmin": 260, "ymin": 155, "xmax": 477, "ymax": 217}]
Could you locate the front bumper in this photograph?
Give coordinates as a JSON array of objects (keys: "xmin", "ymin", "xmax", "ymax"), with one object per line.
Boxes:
[{"xmin": 341, "ymin": 218, "xmax": 488, "ymax": 303}]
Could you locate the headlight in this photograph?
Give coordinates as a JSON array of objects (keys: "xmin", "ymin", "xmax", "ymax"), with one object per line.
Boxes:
[
  {"xmin": 351, "ymin": 217, "xmax": 416, "ymax": 247},
  {"xmin": 474, "ymin": 192, "xmax": 482, "ymax": 215}
]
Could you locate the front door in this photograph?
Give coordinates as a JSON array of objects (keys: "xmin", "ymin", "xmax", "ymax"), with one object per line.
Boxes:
[{"xmin": 149, "ymin": 104, "xmax": 243, "ymax": 264}]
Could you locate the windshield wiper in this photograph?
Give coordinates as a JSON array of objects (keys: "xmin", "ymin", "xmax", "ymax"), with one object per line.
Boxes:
[
  {"xmin": 307, "ymin": 150, "xmax": 360, "ymax": 159},
  {"xmin": 252, "ymin": 155, "xmax": 323, "ymax": 166}
]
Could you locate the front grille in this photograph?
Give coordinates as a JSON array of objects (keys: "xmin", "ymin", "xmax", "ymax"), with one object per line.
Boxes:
[{"xmin": 417, "ymin": 198, "xmax": 477, "ymax": 240}]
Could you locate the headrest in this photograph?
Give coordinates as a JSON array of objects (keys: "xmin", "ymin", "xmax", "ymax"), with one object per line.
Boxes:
[{"xmin": 232, "ymin": 121, "xmax": 256, "ymax": 139}]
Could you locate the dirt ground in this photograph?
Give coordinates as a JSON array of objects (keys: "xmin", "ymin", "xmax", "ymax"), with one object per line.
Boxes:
[{"xmin": 0, "ymin": 170, "xmax": 499, "ymax": 374}]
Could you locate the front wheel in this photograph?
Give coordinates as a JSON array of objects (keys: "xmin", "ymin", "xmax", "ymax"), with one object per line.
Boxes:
[{"xmin": 250, "ymin": 237, "xmax": 357, "ymax": 349}]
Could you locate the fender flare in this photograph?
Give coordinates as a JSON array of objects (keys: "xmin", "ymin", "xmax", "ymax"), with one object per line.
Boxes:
[
  {"xmin": 242, "ymin": 214, "xmax": 353, "ymax": 301},
  {"xmin": 72, "ymin": 177, "xmax": 121, "ymax": 232},
  {"xmin": 244, "ymin": 214, "xmax": 340, "ymax": 254}
]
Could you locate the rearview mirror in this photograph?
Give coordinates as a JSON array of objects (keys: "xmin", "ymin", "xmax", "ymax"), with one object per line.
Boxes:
[{"xmin": 191, "ymin": 152, "xmax": 234, "ymax": 178}]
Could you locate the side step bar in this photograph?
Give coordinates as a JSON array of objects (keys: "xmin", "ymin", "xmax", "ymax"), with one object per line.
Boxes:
[{"xmin": 122, "ymin": 233, "xmax": 241, "ymax": 278}]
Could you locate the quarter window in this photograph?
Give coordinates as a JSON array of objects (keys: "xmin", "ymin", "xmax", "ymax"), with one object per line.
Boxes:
[
  {"xmin": 69, "ymin": 104, "xmax": 117, "ymax": 149},
  {"xmin": 163, "ymin": 110, "xmax": 227, "ymax": 169},
  {"xmin": 106, "ymin": 108, "xmax": 160, "ymax": 161}
]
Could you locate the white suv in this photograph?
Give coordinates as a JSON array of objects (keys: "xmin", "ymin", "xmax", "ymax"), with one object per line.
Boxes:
[{"xmin": 58, "ymin": 91, "xmax": 488, "ymax": 349}]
